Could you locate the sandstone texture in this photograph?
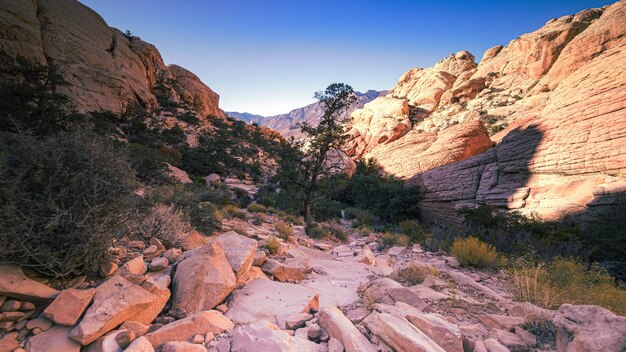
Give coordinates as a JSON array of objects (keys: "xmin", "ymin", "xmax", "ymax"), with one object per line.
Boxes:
[
  {"xmin": 347, "ymin": 1, "xmax": 626, "ymax": 221},
  {"xmin": 0, "ymin": 0, "xmax": 225, "ymax": 118}
]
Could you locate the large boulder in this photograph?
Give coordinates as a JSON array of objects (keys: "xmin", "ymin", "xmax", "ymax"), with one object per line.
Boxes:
[
  {"xmin": 42, "ymin": 288, "xmax": 96, "ymax": 326},
  {"xmin": 69, "ymin": 275, "xmax": 156, "ymax": 345},
  {"xmin": 553, "ymin": 304, "xmax": 626, "ymax": 352},
  {"xmin": 172, "ymin": 242, "xmax": 236, "ymax": 316},
  {"xmin": 145, "ymin": 310, "xmax": 233, "ymax": 349},
  {"xmin": 317, "ymin": 307, "xmax": 376, "ymax": 352},
  {"xmin": 0, "ymin": 265, "xmax": 59, "ymax": 302},
  {"xmin": 231, "ymin": 320, "xmax": 320, "ymax": 352},
  {"xmin": 363, "ymin": 311, "xmax": 446, "ymax": 352},
  {"xmin": 210, "ymin": 231, "xmax": 258, "ymax": 280}
]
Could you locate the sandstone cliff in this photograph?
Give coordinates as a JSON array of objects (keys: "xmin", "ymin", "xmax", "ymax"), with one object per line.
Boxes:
[
  {"xmin": 0, "ymin": 0, "xmax": 225, "ymax": 118},
  {"xmin": 347, "ymin": 1, "xmax": 626, "ymax": 221}
]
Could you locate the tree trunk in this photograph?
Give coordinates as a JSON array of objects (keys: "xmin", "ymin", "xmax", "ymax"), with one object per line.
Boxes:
[{"xmin": 303, "ymin": 191, "xmax": 312, "ymax": 224}]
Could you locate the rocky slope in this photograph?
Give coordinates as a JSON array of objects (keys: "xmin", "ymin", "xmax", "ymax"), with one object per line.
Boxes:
[
  {"xmin": 1, "ymin": 212, "xmax": 624, "ymax": 352},
  {"xmin": 229, "ymin": 90, "xmax": 386, "ymax": 139},
  {"xmin": 0, "ymin": 0, "xmax": 225, "ymax": 118},
  {"xmin": 346, "ymin": 1, "xmax": 626, "ymax": 221}
]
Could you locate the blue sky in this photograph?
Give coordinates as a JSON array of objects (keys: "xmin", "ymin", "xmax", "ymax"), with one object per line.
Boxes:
[{"xmin": 81, "ymin": 0, "xmax": 613, "ymax": 116}]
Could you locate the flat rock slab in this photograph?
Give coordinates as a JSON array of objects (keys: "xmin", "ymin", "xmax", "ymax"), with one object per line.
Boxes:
[
  {"xmin": 26, "ymin": 326, "xmax": 81, "ymax": 352},
  {"xmin": 301, "ymin": 258, "xmax": 373, "ymax": 308},
  {"xmin": 232, "ymin": 320, "xmax": 320, "ymax": 352},
  {"xmin": 0, "ymin": 265, "xmax": 59, "ymax": 302},
  {"xmin": 42, "ymin": 288, "xmax": 95, "ymax": 326},
  {"xmin": 226, "ymin": 279, "xmax": 319, "ymax": 325},
  {"xmin": 363, "ymin": 311, "xmax": 446, "ymax": 352},
  {"xmin": 145, "ymin": 310, "xmax": 233, "ymax": 348},
  {"xmin": 318, "ymin": 307, "xmax": 376, "ymax": 352}
]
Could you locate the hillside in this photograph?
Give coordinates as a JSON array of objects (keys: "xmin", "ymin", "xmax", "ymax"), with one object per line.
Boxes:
[
  {"xmin": 347, "ymin": 1, "xmax": 626, "ymax": 222},
  {"xmin": 228, "ymin": 90, "xmax": 386, "ymax": 139}
]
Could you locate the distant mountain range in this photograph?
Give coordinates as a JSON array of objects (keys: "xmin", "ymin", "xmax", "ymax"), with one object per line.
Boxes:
[{"xmin": 228, "ymin": 90, "xmax": 387, "ymax": 138}]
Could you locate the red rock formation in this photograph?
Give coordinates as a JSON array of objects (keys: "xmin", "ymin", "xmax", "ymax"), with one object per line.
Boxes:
[
  {"xmin": 349, "ymin": 0, "xmax": 626, "ymax": 220},
  {"xmin": 0, "ymin": 0, "xmax": 225, "ymax": 118}
]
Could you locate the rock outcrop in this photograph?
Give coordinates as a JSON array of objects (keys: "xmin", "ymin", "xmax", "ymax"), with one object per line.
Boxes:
[
  {"xmin": 347, "ymin": 1, "xmax": 626, "ymax": 221},
  {"xmin": 0, "ymin": 0, "xmax": 225, "ymax": 118}
]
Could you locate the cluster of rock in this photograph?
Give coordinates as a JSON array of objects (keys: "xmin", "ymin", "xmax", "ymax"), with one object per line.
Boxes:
[
  {"xmin": 347, "ymin": 0, "xmax": 626, "ymax": 221},
  {"xmin": 1, "ymin": 210, "xmax": 625, "ymax": 351},
  {"xmin": 0, "ymin": 0, "xmax": 225, "ymax": 118}
]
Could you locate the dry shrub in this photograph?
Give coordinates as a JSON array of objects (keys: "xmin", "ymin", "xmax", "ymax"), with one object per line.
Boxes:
[
  {"xmin": 232, "ymin": 225, "xmax": 249, "ymax": 237},
  {"xmin": 283, "ymin": 214, "xmax": 304, "ymax": 226},
  {"xmin": 141, "ymin": 203, "xmax": 192, "ymax": 247},
  {"xmin": 451, "ymin": 236, "xmax": 507, "ymax": 268},
  {"xmin": 247, "ymin": 203, "xmax": 268, "ymax": 213},
  {"xmin": 322, "ymin": 223, "xmax": 349, "ymax": 242},
  {"xmin": 274, "ymin": 221, "xmax": 293, "ymax": 240},
  {"xmin": 393, "ymin": 262, "xmax": 430, "ymax": 285},
  {"xmin": 380, "ymin": 233, "xmax": 409, "ymax": 247},
  {"xmin": 510, "ymin": 258, "xmax": 626, "ymax": 316},
  {"xmin": 223, "ymin": 204, "xmax": 247, "ymax": 220},
  {"xmin": 266, "ymin": 237, "xmax": 281, "ymax": 255}
]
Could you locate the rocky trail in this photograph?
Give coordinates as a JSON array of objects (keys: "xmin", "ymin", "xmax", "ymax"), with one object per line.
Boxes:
[{"xmin": 1, "ymin": 211, "xmax": 625, "ymax": 352}]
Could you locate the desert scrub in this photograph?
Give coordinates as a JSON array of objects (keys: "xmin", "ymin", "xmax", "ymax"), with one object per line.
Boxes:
[
  {"xmin": 380, "ymin": 232, "xmax": 409, "ymax": 247},
  {"xmin": 509, "ymin": 258, "xmax": 626, "ymax": 316},
  {"xmin": 393, "ymin": 262, "xmax": 430, "ymax": 285},
  {"xmin": 451, "ymin": 236, "xmax": 507, "ymax": 268},
  {"xmin": 232, "ymin": 225, "xmax": 249, "ymax": 237},
  {"xmin": 0, "ymin": 130, "xmax": 137, "ymax": 278},
  {"xmin": 140, "ymin": 203, "xmax": 192, "ymax": 247},
  {"xmin": 247, "ymin": 203, "xmax": 269, "ymax": 213},
  {"xmin": 400, "ymin": 220, "xmax": 429, "ymax": 243},
  {"xmin": 251, "ymin": 213, "xmax": 267, "ymax": 226},
  {"xmin": 223, "ymin": 204, "xmax": 247, "ymax": 220},
  {"xmin": 322, "ymin": 223, "xmax": 349, "ymax": 242},
  {"xmin": 357, "ymin": 225, "xmax": 373, "ymax": 236},
  {"xmin": 305, "ymin": 222, "xmax": 326, "ymax": 239},
  {"xmin": 266, "ymin": 237, "xmax": 281, "ymax": 255},
  {"xmin": 274, "ymin": 221, "xmax": 294, "ymax": 240},
  {"xmin": 282, "ymin": 214, "xmax": 304, "ymax": 226}
]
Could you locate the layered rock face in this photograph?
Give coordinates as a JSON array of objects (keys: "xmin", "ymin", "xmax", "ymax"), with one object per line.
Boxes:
[
  {"xmin": 0, "ymin": 0, "xmax": 225, "ymax": 118},
  {"xmin": 348, "ymin": 1, "xmax": 626, "ymax": 220}
]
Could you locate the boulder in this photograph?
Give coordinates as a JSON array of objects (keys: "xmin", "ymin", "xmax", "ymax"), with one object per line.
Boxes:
[
  {"xmin": 364, "ymin": 278, "xmax": 426, "ymax": 311},
  {"xmin": 161, "ymin": 341, "xmax": 207, "ymax": 352},
  {"xmin": 356, "ymin": 246, "xmax": 376, "ymax": 266},
  {"xmin": 148, "ymin": 257, "xmax": 169, "ymax": 272},
  {"xmin": 69, "ymin": 275, "xmax": 156, "ymax": 345},
  {"xmin": 26, "ymin": 326, "xmax": 81, "ymax": 352},
  {"xmin": 281, "ymin": 312, "xmax": 313, "ymax": 330},
  {"xmin": 204, "ymin": 174, "xmax": 221, "ymax": 186},
  {"xmin": 0, "ymin": 265, "xmax": 59, "ymax": 302},
  {"xmin": 261, "ymin": 258, "xmax": 307, "ymax": 283},
  {"xmin": 236, "ymin": 266, "xmax": 268, "ymax": 285},
  {"xmin": 83, "ymin": 329, "xmax": 132, "ymax": 352},
  {"xmin": 231, "ymin": 320, "xmax": 320, "ymax": 352},
  {"xmin": 479, "ymin": 314, "xmax": 524, "ymax": 332},
  {"xmin": 226, "ymin": 279, "xmax": 319, "ymax": 325},
  {"xmin": 145, "ymin": 310, "xmax": 233, "ymax": 348},
  {"xmin": 317, "ymin": 306, "xmax": 376, "ymax": 352},
  {"xmin": 0, "ymin": 332, "xmax": 18, "ymax": 352},
  {"xmin": 172, "ymin": 242, "xmax": 236, "ymax": 316},
  {"xmin": 131, "ymin": 283, "xmax": 170, "ymax": 325},
  {"xmin": 210, "ymin": 231, "xmax": 258, "ymax": 279},
  {"xmin": 253, "ymin": 251, "xmax": 267, "ymax": 266},
  {"xmin": 42, "ymin": 288, "xmax": 96, "ymax": 326},
  {"xmin": 122, "ymin": 256, "xmax": 147, "ymax": 275},
  {"xmin": 163, "ymin": 164, "xmax": 192, "ymax": 184},
  {"xmin": 363, "ymin": 311, "xmax": 446, "ymax": 352},
  {"xmin": 553, "ymin": 304, "xmax": 626, "ymax": 352},
  {"xmin": 124, "ymin": 336, "xmax": 154, "ymax": 352}
]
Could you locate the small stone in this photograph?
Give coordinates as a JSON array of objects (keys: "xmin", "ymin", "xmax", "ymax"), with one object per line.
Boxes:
[
  {"xmin": 26, "ymin": 317, "xmax": 53, "ymax": 331},
  {"xmin": 0, "ymin": 300, "xmax": 21, "ymax": 312},
  {"xmin": 0, "ymin": 311, "xmax": 25, "ymax": 321},
  {"xmin": 149, "ymin": 257, "xmax": 169, "ymax": 272},
  {"xmin": 144, "ymin": 245, "xmax": 158, "ymax": 256},
  {"xmin": 127, "ymin": 241, "xmax": 145, "ymax": 250},
  {"xmin": 253, "ymin": 251, "xmax": 267, "ymax": 266},
  {"xmin": 191, "ymin": 334, "xmax": 204, "ymax": 344},
  {"xmin": 328, "ymin": 337, "xmax": 344, "ymax": 352},
  {"xmin": 123, "ymin": 255, "xmax": 148, "ymax": 275},
  {"xmin": 285, "ymin": 313, "xmax": 314, "ymax": 330},
  {"xmin": 19, "ymin": 302, "xmax": 35, "ymax": 311},
  {"xmin": 307, "ymin": 324, "xmax": 323, "ymax": 340},
  {"xmin": 204, "ymin": 332, "xmax": 215, "ymax": 342},
  {"xmin": 164, "ymin": 248, "xmax": 183, "ymax": 263},
  {"xmin": 215, "ymin": 304, "xmax": 228, "ymax": 313},
  {"xmin": 445, "ymin": 256, "xmax": 461, "ymax": 268},
  {"xmin": 387, "ymin": 246, "xmax": 405, "ymax": 256}
]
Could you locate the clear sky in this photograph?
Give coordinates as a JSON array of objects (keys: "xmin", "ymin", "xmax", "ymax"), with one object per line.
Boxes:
[{"xmin": 80, "ymin": 0, "xmax": 613, "ymax": 116}]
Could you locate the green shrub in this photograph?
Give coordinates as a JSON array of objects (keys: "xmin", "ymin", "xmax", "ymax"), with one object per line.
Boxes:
[
  {"xmin": 379, "ymin": 233, "xmax": 409, "ymax": 248},
  {"xmin": 312, "ymin": 199, "xmax": 343, "ymax": 221},
  {"xmin": 305, "ymin": 222, "xmax": 326, "ymax": 239},
  {"xmin": 322, "ymin": 223, "xmax": 349, "ymax": 243},
  {"xmin": 0, "ymin": 130, "xmax": 137, "ymax": 277},
  {"xmin": 256, "ymin": 196, "xmax": 276, "ymax": 208},
  {"xmin": 247, "ymin": 203, "xmax": 269, "ymax": 213},
  {"xmin": 357, "ymin": 225, "xmax": 373, "ymax": 236},
  {"xmin": 400, "ymin": 220, "xmax": 428, "ymax": 243},
  {"xmin": 283, "ymin": 214, "xmax": 304, "ymax": 226},
  {"xmin": 451, "ymin": 236, "xmax": 507, "ymax": 268},
  {"xmin": 274, "ymin": 221, "xmax": 294, "ymax": 240},
  {"xmin": 510, "ymin": 258, "xmax": 626, "ymax": 316}
]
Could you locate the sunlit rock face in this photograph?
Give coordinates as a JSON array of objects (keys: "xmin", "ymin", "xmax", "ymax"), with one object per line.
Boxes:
[
  {"xmin": 0, "ymin": 0, "xmax": 225, "ymax": 118},
  {"xmin": 348, "ymin": 1, "xmax": 626, "ymax": 221}
]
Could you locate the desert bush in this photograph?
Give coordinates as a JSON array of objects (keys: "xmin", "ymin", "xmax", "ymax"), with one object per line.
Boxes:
[
  {"xmin": 140, "ymin": 203, "xmax": 191, "ymax": 247},
  {"xmin": 222, "ymin": 204, "xmax": 247, "ymax": 220},
  {"xmin": 274, "ymin": 221, "xmax": 294, "ymax": 240},
  {"xmin": 357, "ymin": 225, "xmax": 373, "ymax": 236},
  {"xmin": 0, "ymin": 130, "xmax": 137, "ymax": 277},
  {"xmin": 256, "ymin": 196, "xmax": 276, "ymax": 208},
  {"xmin": 233, "ymin": 225, "xmax": 249, "ymax": 237},
  {"xmin": 393, "ymin": 262, "xmax": 429, "ymax": 285},
  {"xmin": 400, "ymin": 220, "xmax": 428, "ymax": 243},
  {"xmin": 247, "ymin": 203, "xmax": 269, "ymax": 213},
  {"xmin": 282, "ymin": 214, "xmax": 304, "ymax": 226},
  {"xmin": 379, "ymin": 233, "xmax": 410, "ymax": 248},
  {"xmin": 451, "ymin": 236, "xmax": 507, "ymax": 268},
  {"xmin": 509, "ymin": 258, "xmax": 626, "ymax": 316},
  {"xmin": 322, "ymin": 223, "xmax": 349, "ymax": 242},
  {"xmin": 251, "ymin": 213, "xmax": 267, "ymax": 226},
  {"xmin": 312, "ymin": 199, "xmax": 343, "ymax": 221},
  {"xmin": 305, "ymin": 222, "xmax": 326, "ymax": 239},
  {"xmin": 347, "ymin": 208, "xmax": 379, "ymax": 228},
  {"xmin": 266, "ymin": 237, "xmax": 281, "ymax": 255}
]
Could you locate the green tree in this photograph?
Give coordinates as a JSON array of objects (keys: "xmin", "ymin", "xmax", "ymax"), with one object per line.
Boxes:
[{"xmin": 286, "ymin": 83, "xmax": 357, "ymax": 222}]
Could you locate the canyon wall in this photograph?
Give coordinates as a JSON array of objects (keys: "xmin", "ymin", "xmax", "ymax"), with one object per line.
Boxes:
[
  {"xmin": 347, "ymin": 1, "xmax": 626, "ymax": 221},
  {"xmin": 0, "ymin": 0, "xmax": 225, "ymax": 118}
]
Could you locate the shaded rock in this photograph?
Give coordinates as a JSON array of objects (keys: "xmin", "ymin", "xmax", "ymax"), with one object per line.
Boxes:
[
  {"xmin": 231, "ymin": 320, "xmax": 320, "ymax": 352},
  {"xmin": 282, "ymin": 312, "xmax": 313, "ymax": 330},
  {"xmin": 490, "ymin": 329, "xmax": 528, "ymax": 352},
  {"xmin": 120, "ymin": 321, "xmax": 149, "ymax": 337},
  {"xmin": 479, "ymin": 314, "xmax": 524, "ymax": 332},
  {"xmin": 253, "ymin": 251, "xmax": 267, "ymax": 266},
  {"xmin": 163, "ymin": 164, "xmax": 192, "ymax": 184},
  {"xmin": 131, "ymin": 283, "xmax": 170, "ymax": 325},
  {"xmin": 318, "ymin": 306, "xmax": 376, "ymax": 352},
  {"xmin": 26, "ymin": 326, "xmax": 81, "ymax": 352},
  {"xmin": 122, "ymin": 256, "xmax": 147, "ymax": 275},
  {"xmin": 236, "ymin": 266, "xmax": 268, "ymax": 285},
  {"xmin": 172, "ymin": 242, "xmax": 236, "ymax": 315},
  {"xmin": 364, "ymin": 278, "xmax": 426, "ymax": 311},
  {"xmin": 226, "ymin": 279, "xmax": 319, "ymax": 325},
  {"xmin": 0, "ymin": 332, "xmax": 18, "ymax": 352},
  {"xmin": 210, "ymin": 231, "xmax": 258, "ymax": 279},
  {"xmin": 482, "ymin": 338, "xmax": 510, "ymax": 352},
  {"xmin": 363, "ymin": 311, "xmax": 446, "ymax": 352},
  {"xmin": 355, "ymin": 246, "xmax": 376, "ymax": 265},
  {"xmin": 261, "ymin": 258, "xmax": 306, "ymax": 283},
  {"xmin": 99, "ymin": 262, "xmax": 118, "ymax": 278},
  {"xmin": 145, "ymin": 310, "xmax": 233, "ymax": 349},
  {"xmin": 0, "ymin": 265, "xmax": 59, "ymax": 301},
  {"xmin": 69, "ymin": 275, "xmax": 156, "ymax": 345},
  {"xmin": 164, "ymin": 248, "xmax": 183, "ymax": 263},
  {"xmin": 553, "ymin": 304, "xmax": 626, "ymax": 352},
  {"xmin": 83, "ymin": 329, "xmax": 132, "ymax": 352},
  {"xmin": 148, "ymin": 257, "xmax": 169, "ymax": 272},
  {"xmin": 42, "ymin": 288, "xmax": 95, "ymax": 326},
  {"xmin": 328, "ymin": 337, "xmax": 344, "ymax": 352}
]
